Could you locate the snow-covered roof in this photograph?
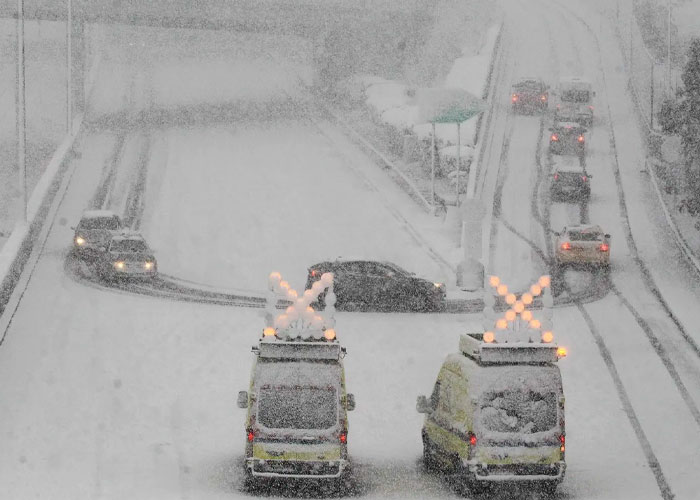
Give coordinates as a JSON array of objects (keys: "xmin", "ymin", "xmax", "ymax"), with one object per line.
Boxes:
[
  {"xmin": 80, "ymin": 209, "xmax": 118, "ymax": 219},
  {"xmin": 558, "ymin": 76, "xmax": 592, "ymax": 87},
  {"xmin": 566, "ymin": 224, "xmax": 604, "ymax": 234},
  {"xmin": 110, "ymin": 232, "xmax": 146, "ymax": 243},
  {"xmin": 552, "ymin": 156, "xmax": 585, "ymax": 173}
]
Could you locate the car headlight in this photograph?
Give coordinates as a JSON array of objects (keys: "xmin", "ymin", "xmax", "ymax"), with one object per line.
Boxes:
[
  {"xmin": 114, "ymin": 261, "xmax": 125, "ymax": 270},
  {"xmin": 144, "ymin": 262, "xmax": 154, "ymax": 270},
  {"xmin": 75, "ymin": 236, "xmax": 85, "ymax": 246}
]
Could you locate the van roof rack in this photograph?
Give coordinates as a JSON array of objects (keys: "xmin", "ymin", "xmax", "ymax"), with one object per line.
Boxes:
[{"xmin": 459, "ymin": 333, "xmax": 559, "ymax": 364}]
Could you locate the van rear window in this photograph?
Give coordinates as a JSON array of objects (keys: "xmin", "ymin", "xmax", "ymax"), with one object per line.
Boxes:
[
  {"xmin": 258, "ymin": 386, "xmax": 337, "ymax": 430},
  {"xmin": 479, "ymin": 390, "xmax": 557, "ymax": 433},
  {"xmin": 561, "ymin": 90, "xmax": 590, "ymax": 103}
]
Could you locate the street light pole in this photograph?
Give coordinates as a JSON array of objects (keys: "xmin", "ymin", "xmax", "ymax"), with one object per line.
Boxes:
[
  {"xmin": 455, "ymin": 122, "xmax": 461, "ymax": 207},
  {"xmin": 66, "ymin": 0, "xmax": 72, "ymax": 132},
  {"xmin": 667, "ymin": 0, "xmax": 672, "ymax": 94},
  {"xmin": 16, "ymin": 0, "xmax": 27, "ymax": 223}
]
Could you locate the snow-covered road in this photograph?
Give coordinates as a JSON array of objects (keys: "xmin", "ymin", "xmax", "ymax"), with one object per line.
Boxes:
[{"xmin": 2, "ymin": 3, "xmax": 700, "ymax": 499}]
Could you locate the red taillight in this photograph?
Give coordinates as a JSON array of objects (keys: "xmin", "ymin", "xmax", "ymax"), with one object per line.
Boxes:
[
  {"xmin": 561, "ymin": 242, "xmax": 572, "ymax": 250},
  {"xmin": 578, "ymin": 135, "xmax": 585, "ymax": 143},
  {"xmin": 468, "ymin": 432, "xmax": 477, "ymax": 447},
  {"xmin": 311, "ymin": 269, "xmax": 319, "ymax": 278},
  {"xmin": 581, "ymin": 175, "xmax": 588, "ymax": 182},
  {"xmin": 551, "ymin": 134, "xmax": 559, "ymax": 141},
  {"xmin": 339, "ymin": 432, "xmax": 347, "ymax": 444},
  {"xmin": 599, "ymin": 243, "xmax": 609, "ymax": 252},
  {"xmin": 560, "ymin": 434, "xmax": 565, "ymax": 453},
  {"xmin": 541, "ymin": 94, "xmax": 547, "ymax": 101},
  {"xmin": 589, "ymin": 105, "xmax": 594, "ymax": 110},
  {"xmin": 512, "ymin": 94, "xmax": 518, "ymax": 102},
  {"xmin": 554, "ymin": 173, "xmax": 559, "ymax": 180},
  {"xmin": 247, "ymin": 429, "xmax": 255, "ymax": 442}
]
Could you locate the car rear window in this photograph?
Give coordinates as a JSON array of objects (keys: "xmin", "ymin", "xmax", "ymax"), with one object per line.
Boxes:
[
  {"xmin": 80, "ymin": 217, "xmax": 120, "ymax": 230},
  {"xmin": 109, "ymin": 239, "xmax": 148, "ymax": 252},
  {"xmin": 569, "ymin": 231, "xmax": 601, "ymax": 241},
  {"xmin": 561, "ymin": 89, "xmax": 590, "ymax": 103}
]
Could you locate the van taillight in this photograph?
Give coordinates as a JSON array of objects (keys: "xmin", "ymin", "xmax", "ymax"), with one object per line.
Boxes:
[
  {"xmin": 561, "ymin": 242, "xmax": 571, "ymax": 250},
  {"xmin": 599, "ymin": 243, "xmax": 609, "ymax": 252},
  {"xmin": 468, "ymin": 432, "xmax": 476, "ymax": 447},
  {"xmin": 311, "ymin": 269, "xmax": 320, "ymax": 278},
  {"xmin": 559, "ymin": 434, "xmax": 565, "ymax": 453},
  {"xmin": 551, "ymin": 134, "xmax": 559, "ymax": 141},
  {"xmin": 339, "ymin": 432, "xmax": 347, "ymax": 444},
  {"xmin": 247, "ymin": 429, "xmax": 255, "ymax": 442},
  {"xmin": 554, "ymin": 173, "xmax": 559, "ymax": 180}
]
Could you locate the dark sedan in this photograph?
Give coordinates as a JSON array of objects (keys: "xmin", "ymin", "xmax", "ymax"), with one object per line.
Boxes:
[
  {"xmin": 306, "ymin": 260, "xmax": 446, "ymax": 312},
  {"xmin": 95, "ymin": 233, "xmax": 158, "ymax": 281}
]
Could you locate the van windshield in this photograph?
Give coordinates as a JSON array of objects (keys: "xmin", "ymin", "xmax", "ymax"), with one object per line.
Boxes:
[
  {"xmin": 258, "ymin": 386, "xmax": 337, "ymax": 429},
  {"xmin": 479, "ymin": 390, "xmax": 558, "ymax": 433}
]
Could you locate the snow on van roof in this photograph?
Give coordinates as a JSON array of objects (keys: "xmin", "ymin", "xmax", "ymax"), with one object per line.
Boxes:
[{"xmin": 81, "ymin": 209, "xmax": 118, "ymax": 219}]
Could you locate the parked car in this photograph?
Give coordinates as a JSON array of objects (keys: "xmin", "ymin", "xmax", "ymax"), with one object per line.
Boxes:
[
  {"xmin": 95, "ymin": 232, "xmax": 157, "ymax": 281},
  {"xmin": 306, "ymin": 260, "xmax": 446, "ymax": 312},
  {"xmin": 554, "ymin": 225, "xmax": 610, "ymax": 270},
  {"xmin": 511, "ymin": 77, "xmax": 549, "ymax": 113},
  {"xmin": 550, "ymin": 156, "xmax": 591, "ymax": 202},
  {"xmin": 549, "ymin": 122, "xmax": 586, "ymax": 157},
  {"xmin": 72, "ymin": 210, "xmax": 123, "ymax": 260}
]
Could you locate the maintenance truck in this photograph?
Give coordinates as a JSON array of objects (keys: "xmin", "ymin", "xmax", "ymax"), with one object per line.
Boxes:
[{"xmin": 417, "ymin": 329, "xmax": 566, "ymax": 494}]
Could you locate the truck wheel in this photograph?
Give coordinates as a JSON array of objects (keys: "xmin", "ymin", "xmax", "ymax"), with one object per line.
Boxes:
[
  {"xmin": 539, "ymin": 480, "xmax": 559, "ymax": 496},
  {"xmin": 242, "ymin": 470, "xmax": 259, "ymax": 492},
  {"xmin": 422, "ymin": 438, "xmax": 438, "ymax": 471}
]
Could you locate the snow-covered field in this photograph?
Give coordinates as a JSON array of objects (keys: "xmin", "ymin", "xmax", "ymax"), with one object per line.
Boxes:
[{"xmin": 2, "ymin": 2, "xmax": 700, "ymax": 500}]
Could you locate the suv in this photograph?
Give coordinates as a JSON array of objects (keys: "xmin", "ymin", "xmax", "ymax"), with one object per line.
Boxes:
[
  {"xmin": 417, "ymin": 332, "xmax": 566, "ymax": 494},
  {"xmin": 72, "ymin": 210, "xmax": 123, "ymax": 260},
  {"xmin": 549, "ymin": 122, "xmax": 586, "ymax": 157},
  {"xmin": 306, "ymin": 260, "xmax": 446, "ymax": 312},
  {"xmin": 237, "ymin": 334, "xmax": 355, "ymax": 490},
  {"xmin": 554, "ymin": 225, "xmax": 611, "ymax": 270},
  {"xmin": 553, "ymin": 77, "xmax": 594, "ymax": 127},
  {"xmin": 550, "ymin": 156, "xmax": 591, "ymax": 201},
  {"xmin": 95, "ymin": 232, "xmax": 157, "ymax": 281},
  {"xmin": 511, "ymin": 77, "xmax": 549, "ymax": 113}
]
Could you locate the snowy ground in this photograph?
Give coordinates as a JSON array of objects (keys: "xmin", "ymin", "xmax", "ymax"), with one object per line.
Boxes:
[{"xmin": 2, "ymin": 3, "xmax": 700, "ymax": 500}]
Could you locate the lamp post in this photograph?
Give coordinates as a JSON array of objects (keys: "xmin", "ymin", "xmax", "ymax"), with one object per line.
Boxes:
[
  {"xmin": 16, "ymin": 0, "xmax": 27, "ymax": 223},
  {"xmin": 66, "ymin": 0, "xmax": 72, "ymax": 132},
  {"xmin": 667, "ymin": 0, "xmax": 672, "ymax": 95}
]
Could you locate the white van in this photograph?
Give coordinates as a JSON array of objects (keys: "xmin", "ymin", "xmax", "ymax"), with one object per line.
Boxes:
[{"xmin": 417, "ymin": 332, "xmax": 566, "ymax": 494}]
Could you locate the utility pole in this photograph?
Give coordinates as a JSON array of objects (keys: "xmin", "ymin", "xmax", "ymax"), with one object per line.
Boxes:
[
  {"xmin": 16, "ymin": 0, "xmax": 27, "ymax": 223},
  {"xmin": 66, "ymin": 0, "xmax": 72, "ymax": 132},
  {"xmin": 650, "ymin": 61, "xmax": 655, "ymax": 130},
  {"xmin": 667, "ymin": 0, "xmax": 672, "ymax": 95}
]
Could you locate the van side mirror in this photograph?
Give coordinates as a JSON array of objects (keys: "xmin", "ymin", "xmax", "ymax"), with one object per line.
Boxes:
[
  {"xmin": 553, "ymin": 231, "xmax": 560, "ymax": 237},
  {"xmin": 416, "ymin": 395, "xmax": 431, "ymax": 414},
  {"xmin": 237, "ymin": 391, "xmax": 248, "ymax": 409},
  {"xmin": 604, "ymin": 234, "xmax": 611, "ymax": 239},
  {"xmin": 346, "ymin": 393, "xmax": 356, "ymax": 411}
]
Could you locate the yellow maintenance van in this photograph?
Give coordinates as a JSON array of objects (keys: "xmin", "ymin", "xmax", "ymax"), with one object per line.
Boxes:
[
  {"xmin": 237, "ymin": 271, "xmax": 355, "ymax": 489},
  {"xmin": 417, "ymin": 332, "xmax": 566, "ymax": 494}
]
